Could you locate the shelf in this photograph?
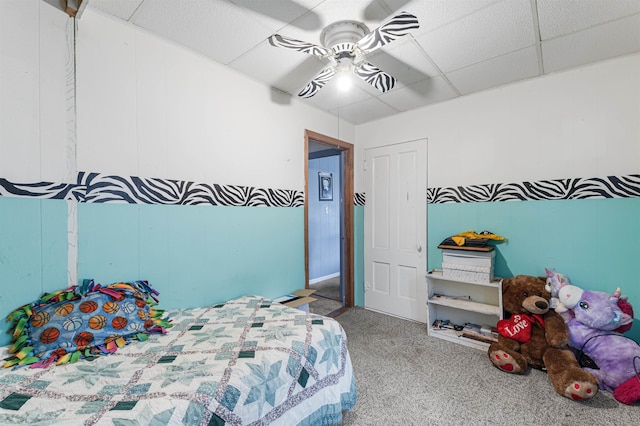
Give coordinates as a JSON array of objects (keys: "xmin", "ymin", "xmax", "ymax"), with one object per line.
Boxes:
[
  {"xmin": 428, "ymin": 328, "xmax": 492, "ymax": 350},
  {"xmin": 426, "ymin": 269, "xmax": 501, "ymax": 288},
  {"xmin": 426, "ymin": 267, "xmax": 502, "ymax": 351},
  {"xmin": 428, "ymin": 294, "xmax": 501, "ymax": 316}
]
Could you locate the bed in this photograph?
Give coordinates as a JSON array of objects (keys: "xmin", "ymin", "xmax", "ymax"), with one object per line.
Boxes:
[{"xmin": 0, "ymin": 295, "xmax": 356, "ymax": 425}]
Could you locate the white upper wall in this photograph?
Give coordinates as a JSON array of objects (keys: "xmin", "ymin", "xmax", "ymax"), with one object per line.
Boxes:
[
  {"xmin": 0, "ymin": 0, "xmax": 70, "ymax": 184},
  {"xmin": 355, "ymin": 53, "xmax": 640, "ymax": 191},
  {"xmin": 75, "ymin": 8, "xmax": 354, "ymax": 191},
  {"xmin": 7, "ymin": 1, "xmax": 637, "ymax": 195}
]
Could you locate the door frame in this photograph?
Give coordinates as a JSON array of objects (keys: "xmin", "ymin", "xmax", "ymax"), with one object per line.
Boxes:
[{"xmin": 304, "ymin": 129, "xmax": 354, "ymax": 307}]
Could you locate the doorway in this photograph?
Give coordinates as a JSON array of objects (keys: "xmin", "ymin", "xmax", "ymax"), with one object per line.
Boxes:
[{"xmin": 304, "ymin": 130, "xmax": 354, "ymax": 313}]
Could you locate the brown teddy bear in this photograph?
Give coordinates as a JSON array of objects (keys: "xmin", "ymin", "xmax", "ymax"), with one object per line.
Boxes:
[{"xmin": 488, "ymin": 275, "xmax": 599, "ymax": 400}]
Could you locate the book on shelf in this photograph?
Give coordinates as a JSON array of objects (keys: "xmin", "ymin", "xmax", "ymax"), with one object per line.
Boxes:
[
  {"xmin": 431, "ymin": 319, "xmax": 463, "ymax": 331},
  {"xmin": 461, "ymin": 323, "xmax": 498, "ymax": 343}
]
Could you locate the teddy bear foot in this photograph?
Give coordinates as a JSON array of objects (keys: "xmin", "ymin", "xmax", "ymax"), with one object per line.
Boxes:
[
  {"xmin": 563, "ymin": 380, "xmax": 598, "ymax": 401},
  {"xmin": 489, "ymin": 349, "xmax": 523, "ymax": 373},
  {"xmin": 544, "ymin": 348, "xmax": 599, "ymax": 400}
]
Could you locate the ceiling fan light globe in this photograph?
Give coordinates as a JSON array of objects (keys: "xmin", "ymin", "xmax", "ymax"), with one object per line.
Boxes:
[
  {"xmin": 336, "ymin": 57, "xmax": 352, "ymax": 72},
  {"xmin": 335, "ymin": 73, "xmax": 352, "ymax": 92}
]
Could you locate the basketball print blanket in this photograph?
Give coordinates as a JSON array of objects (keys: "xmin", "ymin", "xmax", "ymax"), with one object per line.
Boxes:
[
  {"xmin": 0, "ymin": 295, "xmax": 357, "ymax": 425},
  {"xmin": 4, "ymin": 280, "xmax": 170, "ymax": 369}
]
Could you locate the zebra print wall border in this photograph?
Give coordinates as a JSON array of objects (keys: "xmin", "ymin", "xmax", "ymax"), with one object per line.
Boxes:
[
  {"xmin": 1, "ymin": 173, "xmax": 304, "ymax": 208},
  {"xmin": 3, "ymin": 174, "xmax": 638, "ymax": 206},
  {"xmin": 428, "ymin": 174, "xmax": 640, "ymax": 204}
]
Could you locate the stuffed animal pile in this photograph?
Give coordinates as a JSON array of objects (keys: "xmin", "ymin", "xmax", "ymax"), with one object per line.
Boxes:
[
  {"xmin": 546, "ymin": 268, "xmax": 640, "ymax": 405},
  {"xmin": 487, "ymin": 275, "xmax": 599, "ymax": 400}
]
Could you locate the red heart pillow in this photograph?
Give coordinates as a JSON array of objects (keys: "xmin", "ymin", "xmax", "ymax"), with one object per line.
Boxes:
[{"xmin": 497, "ymin": 314, "xmax": 534, "ymax": 343}]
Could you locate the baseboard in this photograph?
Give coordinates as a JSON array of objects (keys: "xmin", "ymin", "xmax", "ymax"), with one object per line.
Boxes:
[
  {"xmin": 364, "ymin": 306, "xmax": 424, "ymax": 324},
  {"xmin": 309, "ymin": 272, "xmax": 340, "ymax": 285}
]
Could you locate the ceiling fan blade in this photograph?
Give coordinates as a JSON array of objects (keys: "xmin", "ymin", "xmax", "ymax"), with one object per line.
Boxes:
[
  {"xmin": 356, "ymin": 11, "xmax": 419, "ymax": 54},
  {"xmin": 268, "ymin": 34, "xmax": 331, "ymax": 59},
  {"xmin": 353, "ymin": 61, "xmax": 396, "ymax": 93},
  {"xmin": 298, "ymin": 67, "xmax": 337, "ymax": 98}
]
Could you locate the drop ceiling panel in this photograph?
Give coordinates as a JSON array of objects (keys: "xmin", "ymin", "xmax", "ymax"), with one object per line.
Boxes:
[
  {"xmin": 542, "ymin": 13, "xmax": 640, "ymax": 73},
  {"xmin": 537, "ymin": 0, "xmax": 640, "ymax": 40},
  {"xmin": 131, "ymin": 0, "xmax": 277, "ymax": 65},
  {"xmin": 229, "ymin": 0, "xmax": 325, "ymax": 32},
  {"xmin": 397, "ymin": 0, "xmax": 501, "ymax": 36},
  {"xmin": 82, "ymin": 1, "xmax": 640, "ymax": 125},
  {"xmin": 90, "ymin": 0, "xmax": 144, "ymax": 20},
  {"xmin": 446, "ymin": 46, "xmax": 540, "ymax": 95},
  {"xmin": 416, "ymin": 0, "xmax": 535, "ymax": 73},
  {"xmin": 330, "ymin": 96, "xmax": 399, "ymax": 125},
  {"xmin": 380, "ymin": 76, "xmax": 458, "ymax": 112}
]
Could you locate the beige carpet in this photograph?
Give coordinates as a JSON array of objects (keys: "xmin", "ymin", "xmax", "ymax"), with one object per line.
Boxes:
[{"xmin": 336, "ymin": 307, "xmax": 640, "ymax": 425}]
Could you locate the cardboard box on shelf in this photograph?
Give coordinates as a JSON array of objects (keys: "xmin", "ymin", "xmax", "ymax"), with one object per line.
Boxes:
[{"xmin": 274, "ymin": 289, "xmax": 317, "ymax": 312}]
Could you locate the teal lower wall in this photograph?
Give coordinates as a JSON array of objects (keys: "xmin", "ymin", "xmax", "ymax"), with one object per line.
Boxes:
[
  {"xmin": 0, "ymin": 199, "xmax": 304, "ymax": 346},
  {"xmin": 78, "ymin": 203, "xmax": 304, "ymax": 310},
  {"xmin": 4, "ymin": 194, "xmax": 638, "ymax": 343},
  {"xmin": 427, "ymin": 197, "xmax": 640, "ymax": 341},
  {"xmin": 0, "ymin": 197, "xmax": 68, "ymax": 344}
]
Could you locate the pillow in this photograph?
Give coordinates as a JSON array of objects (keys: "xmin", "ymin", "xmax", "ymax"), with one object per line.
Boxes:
[{"xmin": 4, "ymin": 279, "xmax": 171, "ymax": 368}]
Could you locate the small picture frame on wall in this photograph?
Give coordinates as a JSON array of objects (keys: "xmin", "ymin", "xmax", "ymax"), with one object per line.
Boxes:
[{"xmin": 319, "ymin": 172, "xmax": 333, "ymax": 201}]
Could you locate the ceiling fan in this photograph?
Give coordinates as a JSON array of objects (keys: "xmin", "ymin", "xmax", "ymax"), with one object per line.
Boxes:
[{"xmin": 268, "ymin": 11, "xmax": 419, "ymax": 98}]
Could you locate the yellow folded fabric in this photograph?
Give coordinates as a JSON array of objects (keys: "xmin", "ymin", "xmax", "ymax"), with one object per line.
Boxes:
[
  {"xmin": 451, "ymin": 236, "xmax": 466, "ymax": 246},
  {"xmin": 455, "ymin": 230, "xmax": 505, "ymax": 240},
  {"xmin": 451, "ymin": 230, "xmax": 506, "ymax": 246}
]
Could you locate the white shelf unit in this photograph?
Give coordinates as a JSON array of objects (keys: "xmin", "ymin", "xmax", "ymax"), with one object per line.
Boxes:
[{"xmin": 426, "ymin": 269, "xmax": 503, "ymax": 350}]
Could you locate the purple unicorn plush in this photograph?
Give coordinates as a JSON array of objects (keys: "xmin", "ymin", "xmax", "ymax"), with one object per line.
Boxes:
[{"xmin": 558, "ymin": 285, "xmax": 640, "ymax": 399}]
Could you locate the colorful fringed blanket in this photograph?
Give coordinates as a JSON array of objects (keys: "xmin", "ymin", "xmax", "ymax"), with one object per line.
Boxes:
[
  {"xmin": 0, "ymin": 295, "xmax": 356, "ymax": 425},
  {"xmin": 4, "ymin": 279, "xmax": 171, "ymax": 368}
]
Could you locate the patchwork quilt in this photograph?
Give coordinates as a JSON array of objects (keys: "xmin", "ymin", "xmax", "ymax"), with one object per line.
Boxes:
[{"xmin": 0, "ymin": 295, "xmax": 357, "ymax": 425}]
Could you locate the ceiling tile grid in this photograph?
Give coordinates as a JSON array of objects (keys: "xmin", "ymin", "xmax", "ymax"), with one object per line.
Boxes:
[{"xmin": 87, "ymin": 0, "xmax": 640, "ymax": 125}]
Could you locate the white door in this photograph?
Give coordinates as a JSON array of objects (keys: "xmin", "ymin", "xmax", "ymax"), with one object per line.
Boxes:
[{"xmin": 364, "ymin": 140, "xmax": 427, "ymax": 322}]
